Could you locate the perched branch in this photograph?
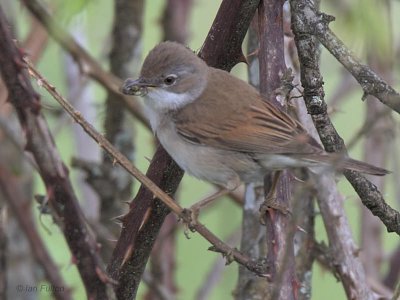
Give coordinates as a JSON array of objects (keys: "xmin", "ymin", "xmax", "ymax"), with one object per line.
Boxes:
[
  {"xmin": 0, "ymin": 8, "xmax": 114, "ymax": 299},
  {"xmin": 0, "ymin": 166, "xmax": 71, "ymax": 300},
  {"xmin": 292, "ymin": 2, "xmax": 400, "ymax": 114},
  {"xmin": 258, "ymin": 1, "xmax": 296, "ymax": 299}
]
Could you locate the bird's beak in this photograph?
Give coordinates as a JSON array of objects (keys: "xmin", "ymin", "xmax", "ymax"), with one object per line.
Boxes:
[{"xmin": 121, "ymin": 78, "xmax": 157, "ymax": 96}]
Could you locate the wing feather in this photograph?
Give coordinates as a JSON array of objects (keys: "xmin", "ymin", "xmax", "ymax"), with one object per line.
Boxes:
[{"xmin": 173, "ymin": 68, "xmax": 322, "ymax": 155}]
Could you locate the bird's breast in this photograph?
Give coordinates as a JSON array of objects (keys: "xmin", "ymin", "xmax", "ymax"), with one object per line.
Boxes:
[{"xmin": 154, "ymin": 120, "xmax": 258, "ymax": 189}]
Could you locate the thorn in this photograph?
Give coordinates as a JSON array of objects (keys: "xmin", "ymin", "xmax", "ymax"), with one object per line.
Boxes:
[
  {"xmin": 296, "ymin": 225, "xmax": 308, "ymax": 234},
  {"xmin": 238, "ymin": 52, "xmax": 248, "ymax": 65},
  {"xmin": 183, "ymin": 226, "xmax": 191, "ymax": 239},
  {"xmin": 121, "ymin": 244, "xmax": 134, "ymax": 267},
  {"xmin": 224, "ymin": 250, "xmax": 234, "ymax": 265},
  {"xmin": 208, "ymin": 245, "xmax": 218, "ymax": 252},
  {"xmin": 111, "ymin": 213, "xmax": 127, "ymax": 225},
  {"xmin": 70, "ymin": 255, "xmax": 78, "ymax": 266},
  {"xmin": 95, "ymin": 267, "xmax": 118, "ymax": 285},
  {"xmin": 139, "ymin": 208, "xmax": 152, "ymax": 231}
]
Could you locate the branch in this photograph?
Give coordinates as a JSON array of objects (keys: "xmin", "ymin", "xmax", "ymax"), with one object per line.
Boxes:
[
  {"xmin": 0, "ymin": 8, "xmax": 114, "ymax": 299},
  {"xmin": 199, "ymin": 0, "xmax": 260, "ymax": 71},
  {"xmin": 20, "ymin": 0, "xmax": 149, "ymax": 127},
  {"xmin": 161, "ymin": 0, "xmax": 193, "ymax": 43},
  {"xmin": 293, "ymin": 2, "xmax": 400, "ymax": 114},
  {"xmin": 290, "ymin": 0, "xmax": 400, "ymax": 236},
  {"xmin": 290, "ymin": 0, "xmax": 392, "ymax": 298},
  {"xmin": 258, "ymin": 1, "xmax": 296, "ymax": 299},
  {"xmin": 0, "ymin": 207, "xmax": 6, "ymax": 300},
  {"xmin": 0, "ymin": 166, "xmax": 71, "ymax": 300},
  {"xmin": 96, "ymin": 0, "xmax": 144, "ymax": 260}
]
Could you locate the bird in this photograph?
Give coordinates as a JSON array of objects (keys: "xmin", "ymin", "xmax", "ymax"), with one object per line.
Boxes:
[{"xmin": 121, "ymin": 41, "xmax": 388, "ymax": 200}]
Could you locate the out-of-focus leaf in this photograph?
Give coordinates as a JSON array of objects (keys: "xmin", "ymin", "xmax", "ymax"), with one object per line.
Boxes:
[
  {"xmin": 52, "ymin": 0, "xmax": 91, "ymax": 22},
  {"xmin": 324, "ymin": 0, "xmax": 392, "ymax": 60}
]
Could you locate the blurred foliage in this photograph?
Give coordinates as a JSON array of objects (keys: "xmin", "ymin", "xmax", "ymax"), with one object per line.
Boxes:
[{"xmin": 324, "ymin": 0, "xmax": 393, "ymax": 60}]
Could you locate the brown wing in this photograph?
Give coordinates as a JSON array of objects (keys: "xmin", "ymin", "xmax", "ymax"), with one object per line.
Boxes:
[{"xmin": 173, "ymin": 68, "xmax": 322, "ymax": 155}]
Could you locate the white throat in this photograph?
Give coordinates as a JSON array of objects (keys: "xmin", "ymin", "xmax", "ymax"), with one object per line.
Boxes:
[{"xmin": 143, "ymin": 83, "xmax": 206, "ymax": 132}]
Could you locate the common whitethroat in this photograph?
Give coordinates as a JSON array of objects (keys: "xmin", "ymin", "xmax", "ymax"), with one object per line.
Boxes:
[{"xmin": 121, "ymin": 41, "xmax": 388, "ymax": 191}]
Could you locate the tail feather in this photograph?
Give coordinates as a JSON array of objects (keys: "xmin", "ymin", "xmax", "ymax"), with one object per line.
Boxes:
[
  {"xmin": 298, "ymin": 154, "xmax": 390, "ymax": 176},
  {"xmin": 341, "ymin": 158, "xmax": 390, "ymax": 176}
]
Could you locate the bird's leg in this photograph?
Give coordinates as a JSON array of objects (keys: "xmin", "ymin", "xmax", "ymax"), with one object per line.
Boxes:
[
  {"xmin": 189, "ymin": 188, "xmax": 230, "ymax": 226},
  {"xmin": 259, "ymin": 171, "xmax": 290, "ymax": 223}
]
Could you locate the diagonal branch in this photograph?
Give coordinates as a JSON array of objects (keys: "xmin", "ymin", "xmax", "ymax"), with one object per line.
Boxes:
[
  {"xmin": 199, "ymin": 0, "xmax": 260, "ymax": 71},
  {"xmin": 292, "ymin": 1, "xmax": 400, "ymax": 114},
  {"xmin": 290, "ymin": 0, "xmax": 400, "ymax": 236},
  {"xmin": 0, "ymin": 8, "xmax": 114, "ymax": 300}
]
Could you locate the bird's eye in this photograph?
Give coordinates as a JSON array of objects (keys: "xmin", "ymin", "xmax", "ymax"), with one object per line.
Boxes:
[{"xmin": 164, "ymin": 75, "xmax": 177, "ymax": 86}]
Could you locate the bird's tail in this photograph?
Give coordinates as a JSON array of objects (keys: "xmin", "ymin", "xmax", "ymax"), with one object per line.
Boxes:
[
  {"xmin": 300, "ymin": 154, "xmax": 390, "ymax": 176},
  {"xmin": 341, "ymin": 157, "xmax": 390, "ymax": 176}
]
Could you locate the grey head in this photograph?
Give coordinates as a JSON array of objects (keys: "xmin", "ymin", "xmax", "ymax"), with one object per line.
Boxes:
[{"xmin": 121, "ymin": 41, "xmax": 209, "ymax": 112}]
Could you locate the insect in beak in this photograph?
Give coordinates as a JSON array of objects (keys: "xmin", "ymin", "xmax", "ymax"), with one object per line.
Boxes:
[{"xmin": 121, "ymin": 78, "xmax": 156, "ymax": 96}]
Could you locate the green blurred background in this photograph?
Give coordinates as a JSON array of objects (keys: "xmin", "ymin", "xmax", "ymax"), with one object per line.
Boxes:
[{"xmin": 5, "ymin": 0, "xmax": 400, "ymax": 299}]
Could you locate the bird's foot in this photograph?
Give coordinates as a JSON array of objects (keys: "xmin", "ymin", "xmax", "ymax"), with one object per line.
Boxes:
[
  {"xmin": 181, "ymin": 208, "xmax": 197, "ymax": 239},
  {"xmin": 259, "ymin": 196, "xmax": 291, "ymax": 224}
]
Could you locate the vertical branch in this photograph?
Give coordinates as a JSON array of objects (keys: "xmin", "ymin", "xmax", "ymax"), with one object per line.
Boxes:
[
  {"xmin": 361, "ymin": 0, "xmax": 393, "ymax": 278},
  {"xmin": 0, "ymin": 8, "xmax": 113, "ymax": 299},
  {"xmin": 361, "ymin": 98, "xmax": 392, "ymax": 278},
  {"xmin": 284, "ymin": 8, "xmax": 316, "ymax": 299},
  {"xmin": 258, "ymin": 0, "xmax": 296, "ymax": 299},
  {"xmin": 161, "ymin": 0, "xmax": 193, "ymax": 43},
  {"xmin": 0, "ymin": 207, "xmax": 6, "ymax": 300},
  {"xmin": 65, "ymin": 21, "xmax": 100, "ymax": 222},
  {"xmin": 100, "ymin": 0, "xmax": 144, "ymax": 258},
  {"xmin": 235, "ymin": 19, "xmax": 269, "ymax": 300}
]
